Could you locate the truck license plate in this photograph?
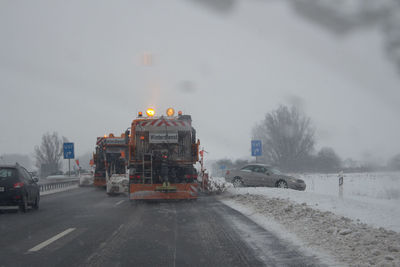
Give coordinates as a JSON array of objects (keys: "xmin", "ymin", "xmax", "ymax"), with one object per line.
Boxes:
[{"xmin": 0, "ymin": 187, "xmax": 4, "ymax": 192}]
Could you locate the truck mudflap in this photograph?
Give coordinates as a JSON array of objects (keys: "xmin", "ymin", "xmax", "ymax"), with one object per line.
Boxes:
[{"xmin": 129, "ymin": 183, "xmax": 198, "ymax": 200}]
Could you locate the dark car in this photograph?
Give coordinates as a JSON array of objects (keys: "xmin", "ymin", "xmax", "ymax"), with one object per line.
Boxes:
[
  {"xmin": 225, "ymin": 163, "xmax": 306, "ymax": 191},
  {"xmin": 0, "ymin": 164, "xmax": 40, "ymax": 212}
]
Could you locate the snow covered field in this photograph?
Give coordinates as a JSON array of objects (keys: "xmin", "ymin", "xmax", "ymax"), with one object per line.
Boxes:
[
  {"xmin": 211, "ymin": 172, "xmax": 400, "ymax": 266},
  {"xmin": 299, "ymin": 172, "xmax": 400, "ymax": 201}
]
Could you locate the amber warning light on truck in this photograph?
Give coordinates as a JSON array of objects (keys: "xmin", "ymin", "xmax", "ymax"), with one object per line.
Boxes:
[
  {"xmin": 166, "ymin": 108, "xmax": 175, "ymax": 117},
  {"xmin": 146, "ymin": 108, "xmax": 155, "ymax": 117}
]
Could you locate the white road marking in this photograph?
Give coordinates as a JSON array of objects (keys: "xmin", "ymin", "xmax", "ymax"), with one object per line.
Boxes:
[
  {"xmin": 115, "ymin": 200, "xmax": 124, "ymax": 206},
  {"xmin": 111, "ymin": 224, "xmax": 124, "ymax": 238},
  {"xmin": 28, "ymin": 228, "xmax": 76, "ymax": 252}
]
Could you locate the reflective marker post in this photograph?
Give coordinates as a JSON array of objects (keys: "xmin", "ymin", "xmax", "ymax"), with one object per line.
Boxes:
[{"xmin": 338, "ymin": 171, "xmax": 344, "ymax": 198}]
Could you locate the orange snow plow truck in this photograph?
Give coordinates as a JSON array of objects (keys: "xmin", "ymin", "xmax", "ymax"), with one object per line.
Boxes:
[{"xmin": 127, "ymin": 108, "xmax": 200, "ymax": 201}]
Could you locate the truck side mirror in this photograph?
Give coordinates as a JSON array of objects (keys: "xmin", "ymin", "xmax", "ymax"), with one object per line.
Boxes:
[{"xmin": 124, "ymin": 129, "xmax": 130, "ymax": 144}]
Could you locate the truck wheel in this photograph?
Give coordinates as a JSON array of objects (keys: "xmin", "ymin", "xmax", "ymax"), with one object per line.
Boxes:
[{"xmin": 232, "ymin": 177, "xmax": 244, "ymax": 188}]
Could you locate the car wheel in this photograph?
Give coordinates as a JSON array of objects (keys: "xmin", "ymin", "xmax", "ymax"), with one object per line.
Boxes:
[
  {"xmin": 276, "ymin": 180, "xmax": 288, "ymax": 189},
  {"xmin": 33, "ymin": 194, "xmax": 40, "ymax": 210},
  {"xmin": 232, "ymin": 177, "xmax": 244, "ymax": 188},
  {"xmin": 20, "ymin": 195, "xmax": 28, "ymax": 213}
]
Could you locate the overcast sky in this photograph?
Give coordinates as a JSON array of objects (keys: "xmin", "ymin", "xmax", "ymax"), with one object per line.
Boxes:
[{"xmin": 1, "ymin": 0, "xmax": 399, "ymax": 165}]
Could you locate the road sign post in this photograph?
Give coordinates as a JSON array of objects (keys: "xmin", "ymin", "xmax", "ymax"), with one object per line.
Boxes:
[
  {"xmin": 251, "ymin": 140, "xmax": 262, "ymax": 163},
  {"xmin": 63, "ymin": 143, "xmax": 75, "ymax": 177}
]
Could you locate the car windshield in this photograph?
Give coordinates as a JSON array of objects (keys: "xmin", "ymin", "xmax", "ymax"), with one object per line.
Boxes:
[
  {"xmin": 240, "ymin": 166, "xmax": 253, "ymax": 171},
  {"xmin": 0, "ymin": 168, "xmax": 16, "ymax": 178},
  {"xmin": 270, "ymin": 168, "xmax": 282, "ymax": 175}
]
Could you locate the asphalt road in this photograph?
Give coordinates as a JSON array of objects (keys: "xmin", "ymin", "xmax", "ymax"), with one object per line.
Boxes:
[{"xmin": 0, "ymin": 187, "xmax": 323, "ymax": 267}]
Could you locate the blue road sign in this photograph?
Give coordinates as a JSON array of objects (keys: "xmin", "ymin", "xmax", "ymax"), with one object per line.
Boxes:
[
  {"xmin": 63, "ymin": 143, "xmax": 75, "ymax": 159},
  {"xmin": 251, "ymin": 140, "xmax": 262, "ymax": 157}
]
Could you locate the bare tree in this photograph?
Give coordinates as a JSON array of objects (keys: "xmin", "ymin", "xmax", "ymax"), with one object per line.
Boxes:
[
  {"xmin": 253, "ymin": 105, "xmax": 315, "ymax": 171},
  {"xmin": 34, "ymin": 132, "xmax": 67, "ymax": 175},
  {"xmin": 388, "ymin": 154, "xmax": 400, "ymax": 171},
  {"xmin": 315, "ymin": 147, "xmax": 342, "ymax": 173}
]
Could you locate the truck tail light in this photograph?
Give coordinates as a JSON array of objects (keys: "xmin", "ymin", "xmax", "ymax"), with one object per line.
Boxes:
[
  {"xmin": 13, "ymin": 182, "xmax": 24, "ymax": 188},
  {"xmin": 130, "ymin": 175, "xmax": 141, "ymax": 179},
  {"xmin": 226, "ymin": 170, "xmax": 230, "ymax": 175},
  {"xmin": 185, "ymin": 174, "xmax": 198, "ymax": 179}
]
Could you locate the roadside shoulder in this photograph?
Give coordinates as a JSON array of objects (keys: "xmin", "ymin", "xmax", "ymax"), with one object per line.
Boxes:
[{"xmin": 220, "ymin": 194, "xmax": 400, "ymax": 266}]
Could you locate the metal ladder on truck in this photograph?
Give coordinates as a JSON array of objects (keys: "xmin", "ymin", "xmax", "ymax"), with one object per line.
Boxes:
[{"xmin": 142, "ymin": 153, "xmax": 153, "ymax": 184}]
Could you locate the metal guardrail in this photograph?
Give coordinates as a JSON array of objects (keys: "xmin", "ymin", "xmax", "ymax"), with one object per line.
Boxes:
[{"xmin": 38, "ymin": 179, "xmax": 79, "ymax": 192}]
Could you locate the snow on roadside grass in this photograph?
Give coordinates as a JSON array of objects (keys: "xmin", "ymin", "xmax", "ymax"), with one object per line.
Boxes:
[
  {"xmin": 209, "ymin": 174, "xmax": 400, "ymax": 266},
  {"xmin": 231, "ymin": 186, "xmax": 400, "ymax": 233},
  {"xmin": 223, "ymin": 194, "xmax": 400, "ymax": 266},
  {"xmin": 210, "ymin": 173, "xmax": 400, "ymax": 232},
  {"xmin": 299, "ymin": 172, "xmax": 400, "ymax": 200},
  {"xmin": 207, "ymin": 176, "xmax": 233, "ymax": 194}
]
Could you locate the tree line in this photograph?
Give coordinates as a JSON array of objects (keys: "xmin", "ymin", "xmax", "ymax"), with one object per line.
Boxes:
[
  {"xmin": 211, "ymin": 105, "xmax": 400, "ymax": 174},
  {"xmin": 1, "ymin": 132, "xmax": 87, "ymax": 177}
]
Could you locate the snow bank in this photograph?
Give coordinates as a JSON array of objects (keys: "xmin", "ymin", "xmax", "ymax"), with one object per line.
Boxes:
[
  {"xmin": 223, "ymin": 194, "xmax": 400, "ymax": 266},
  {"xmin": 207, "ymin": 176, "xmax": 233, "ymax": 194},
  {"xmin": 219, "ymin": 172, "xmax": 400, "ymax": 232},
  {"xmin": 213, "ymin": 173, "xmax": 400, "ymax": 266},
  {"xmin": 230, "ymin": 186, "xmax": 400, "ymax": 233}
]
